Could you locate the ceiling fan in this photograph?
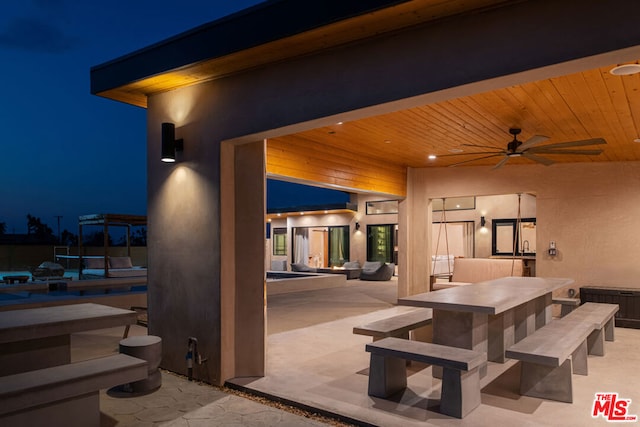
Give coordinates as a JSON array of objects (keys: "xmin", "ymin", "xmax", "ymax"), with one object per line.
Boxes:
[{"xmin": 442, "ymin": 128, "xmax": 606, "ymax": 169}]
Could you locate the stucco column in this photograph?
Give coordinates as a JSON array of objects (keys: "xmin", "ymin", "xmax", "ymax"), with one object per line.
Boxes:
[
  {"xmin": 220, "ymin": 140, "xmax": 266, "ymax": 381},
  {"xmin": 398, "ymin": 168, "xmax": 431, "ymax": 298}
]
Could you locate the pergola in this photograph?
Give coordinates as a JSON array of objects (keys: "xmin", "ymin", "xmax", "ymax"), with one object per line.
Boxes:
[{"xmin": 78, "ymin": 214, "xmax": 147, "ymax": 277}]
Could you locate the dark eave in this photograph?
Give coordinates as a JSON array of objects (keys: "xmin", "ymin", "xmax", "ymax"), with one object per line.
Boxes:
[{"xmin": 90, "ymin": 0, "xmax": 410, "ymax": 102}]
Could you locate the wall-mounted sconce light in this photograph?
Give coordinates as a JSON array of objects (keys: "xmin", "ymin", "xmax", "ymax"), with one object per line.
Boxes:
[
  {"xmin": 480, "ymin": 216, "xmax": 486, "ymax": 227},
  {"xmin": 161, "ymin": 122, "xmax": 184, "ymax": 163},
  {"xmin": 355, "ymin": 222, "xmax": 360, "ymax": 231}
]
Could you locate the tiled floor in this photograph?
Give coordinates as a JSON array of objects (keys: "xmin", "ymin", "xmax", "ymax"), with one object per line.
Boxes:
[
  {"xmin": 234, "ymin": 280, "xmax": 640, "ymax": 427},
  {"xmin": 69, "ymin": 278, "xmax": 640, "ymax": 426}
]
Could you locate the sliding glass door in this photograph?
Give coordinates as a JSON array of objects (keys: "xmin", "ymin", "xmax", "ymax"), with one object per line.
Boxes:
[{"xmin": 292, "ymin": 225, "xmax": 350, "ymax": 267}]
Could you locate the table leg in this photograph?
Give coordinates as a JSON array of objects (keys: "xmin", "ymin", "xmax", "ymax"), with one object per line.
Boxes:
[
  {"xmin": 514, "ymin": 300, "xmax": 537, "ymax": 342},
  {"xmin": 0, "ymin": 334, "xmax": 71, "ymax": 376},
  {"xmin": 433, "ymin": 310, "xmax": 488, "ymax": 353},
  {"xmin": 488, "ymin": 310, "xmax": 514, "ymax": 363},
  {"xmin": 433, "ymin": 310, "xmax": 488, "ymax": 377},
  {"xmin": 535, "ymin": 293, "xmax": 552, "ymax": 329}
]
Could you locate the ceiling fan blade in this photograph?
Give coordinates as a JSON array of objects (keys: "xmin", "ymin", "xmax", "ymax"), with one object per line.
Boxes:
[
  {"xmin": 448, "ymin": 154, "xmax": 504, "ymax": 167},
  {"xmin": 461, "ymin": 143, "xmax": 504, "ymax": 150},
  {"xmin": 492, "ymin": 156, "xmax": 510, "ymax": 170},
  {"xmin": 528, "ymin": 137, "xmax": 606, "ymax": 151},
  {"xmin": 516, "ymin": 135, "xmax": 549, "ymax": 152},
  {"xmin": 438, "ymin": 150, "xmax": 502, "ymax": 158},
  {"xmin": 521, "ymin": 152, "xmax": 554, "ymax": 166},
  {"xmin": 529, "ymin": 148, "xmax": 603, "ymax": 156}
]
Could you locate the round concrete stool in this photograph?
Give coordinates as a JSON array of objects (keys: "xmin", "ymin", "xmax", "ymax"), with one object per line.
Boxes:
[{"xmin": 119, "ymin": 335, "xmax": 162, "ymax": 394}]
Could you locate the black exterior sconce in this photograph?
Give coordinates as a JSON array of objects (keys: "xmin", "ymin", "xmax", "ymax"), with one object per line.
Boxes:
[{"xmin": 161, "ymin": 122, "xmax": 184, "ymax": 163}]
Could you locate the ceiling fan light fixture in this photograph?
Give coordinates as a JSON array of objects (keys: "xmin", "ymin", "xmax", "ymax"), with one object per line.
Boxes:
[{"xmin": 610, "ymin": 64, "xmax": 640, "ymax": 76}]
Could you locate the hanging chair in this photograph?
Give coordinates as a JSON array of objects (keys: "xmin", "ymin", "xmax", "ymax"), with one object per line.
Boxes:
[{"xmin": 430, "ymin": 198, "xmax": 453, "ymax": 290}]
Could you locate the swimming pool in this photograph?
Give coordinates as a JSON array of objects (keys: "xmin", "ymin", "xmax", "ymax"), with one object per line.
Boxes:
[{"xmin": 0, "ymin": 270, "xmax": 146, "ymax": 307}]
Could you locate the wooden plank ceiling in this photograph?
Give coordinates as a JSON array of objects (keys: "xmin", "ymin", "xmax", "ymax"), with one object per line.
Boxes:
[{"xmin": 269, "ymin": 63, "xmax": 640, "ymax": 172}]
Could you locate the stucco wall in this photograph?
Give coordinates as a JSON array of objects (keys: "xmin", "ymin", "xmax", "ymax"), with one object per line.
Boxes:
[
  {"xmin": 141, "ymin": 0, "xmax": 640, "ymax": 385},
  {"xmin": 407, "ymin": 161, "xmax": 640, "ymax": 292}
]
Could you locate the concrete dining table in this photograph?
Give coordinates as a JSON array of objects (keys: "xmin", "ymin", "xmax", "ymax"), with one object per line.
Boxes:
[
  {"xmin": 398, "ymin": 277, "xmax": 574, "ymax": 363},
  {"xmin": 0, "ymin": 303, "xmax": 138, "ymax": 376}
]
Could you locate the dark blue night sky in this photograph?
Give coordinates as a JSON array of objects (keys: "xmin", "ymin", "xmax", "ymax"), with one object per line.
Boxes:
[{"xmin": 0, "ymin": 0, "xmax": 346, "ymax": 235}]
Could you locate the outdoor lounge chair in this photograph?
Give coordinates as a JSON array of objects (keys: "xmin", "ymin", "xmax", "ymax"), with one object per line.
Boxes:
[
  {"xmin": 360, "ymin": 262, "xmax": 395, "ymax": 281},
  {"xmin": 291, "ymin": 263, "xmax": 317, "ymax": 273}
]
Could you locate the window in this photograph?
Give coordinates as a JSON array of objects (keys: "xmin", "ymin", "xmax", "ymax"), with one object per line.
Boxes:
[
  {"xmin": 367, "ymin": 224, "xmax": 398, "ymax": 263},
  {"xmin": 366, "ymin": 200, "xmax": 399, "ymax": 215},
  {"xmin": 432, "ymin": 197, "xmax": 475, "ymax": 212},
  {"xmin": 492, "ymin": 218, "xmax": 536, "ymax": 256},
  {"xmin": 273, "ymin": 228, "xmax": 287, "ymax": 256}
]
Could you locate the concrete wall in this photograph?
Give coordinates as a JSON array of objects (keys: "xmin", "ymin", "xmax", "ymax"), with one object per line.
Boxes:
[{"xmin": 402, "ymin": 162, "xmax": 640, "ymax": 298}]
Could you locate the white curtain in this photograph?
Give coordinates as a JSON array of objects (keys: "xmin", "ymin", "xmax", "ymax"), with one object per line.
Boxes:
[{"xmin": 293, "ymin": 228, "xmax": 309, "ymax": 264}]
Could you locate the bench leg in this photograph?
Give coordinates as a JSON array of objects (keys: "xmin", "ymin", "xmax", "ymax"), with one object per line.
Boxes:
[
  {"xmin": 560, "ymin": 304, "xmax": 575, "ymax": 317},
  {"xmin": 572, "ymin": 340, "xmax": 588, "ymax": 375},
  {"xmin": 604, "ymin": 318, "xmax": 615, "ymax": 342},
  {"xmin": 520, "ymin": 359, "xmax": 573, "ymax": 403},
  {"xmin": 587, "ymin": 328, "xmax": 605, "ymax": 356},
  {"xmin": 368, "ymin": 354, "xmax": 406, "ymax": 398},
  {"xmin": 440, "ymin": 366, "xmax": 482, "ymax": 419}
]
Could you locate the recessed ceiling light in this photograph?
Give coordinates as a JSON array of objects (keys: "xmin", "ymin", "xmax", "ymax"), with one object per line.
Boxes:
[
  {"xmin": 384, "ymin": 140, "xmax": 392, "ymax": 144},
  {"xmin": 610, "ymin": 64, "xmax": 640, "ymax": 75},
  {"xmin": 428, "ymin": 154, "xmax": 436, "ymax": 160},
  {"xmin": 336, "ymin": 121, "xmax": 343, "ymax": 125},
  {"xmin": 449, "ymin": 148, "xmax": 464, "ymax": 153},
  {"xmin": 634, "ymin": 138, "xmax": 640, "ymax": 143}
]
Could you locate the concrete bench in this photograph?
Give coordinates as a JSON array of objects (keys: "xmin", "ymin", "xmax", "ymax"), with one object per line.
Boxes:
[
  {"xmin": 353, "ymin": 308, "xmax": 433, "ymax": 341},
  {"xmin": 505, "ymin": 318, "xmax": 595, "ymax": 403},
  {"xmin": 562, "ymin": 302, "xmax": 618, "ymax": 355},
  {"xmin": 0, "ymin": 354, "xmax": 148, "ymax": 427},
  {"xmin": 552, "ymin": 297, "xmax": 580, "ymax": 317},
  {"xmin": 366, "ymin": 337, "xmax": 486, "ymax": 418}
]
